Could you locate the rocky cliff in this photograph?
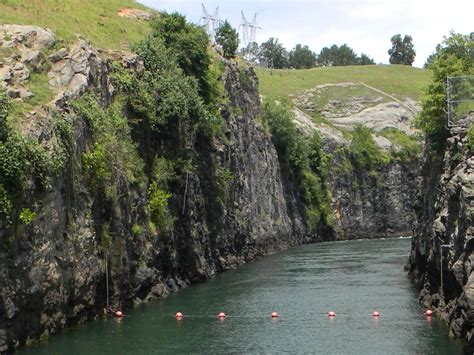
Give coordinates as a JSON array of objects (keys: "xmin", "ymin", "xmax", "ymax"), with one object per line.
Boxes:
[
  {"xmin": 0, "ymin": 23, "xmax": 422, "ymax": 352},
  {"xmin": 408, "ymin": 116, "xmax": 474, "ymax": 350},
  {"xmin": 293, "ymin": 102, "xmax": 420, "ymax": 240},
  {"xmin": 0, "ymin": 25, "xmax": 316, "ymax": 352}
]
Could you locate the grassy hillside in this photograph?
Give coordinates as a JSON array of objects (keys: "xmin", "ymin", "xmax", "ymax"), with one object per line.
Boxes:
[
  {"xmin": 0, "ymin": 0, "xmax": 152, "ymax": 50},
  {"xmin": 256, "ymin": 64, "xmax": 430, "ymax": 100}
]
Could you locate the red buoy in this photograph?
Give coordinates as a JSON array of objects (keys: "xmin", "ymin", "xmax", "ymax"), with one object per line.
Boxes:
[
  {"xmin": 175, "ymin": 312, "xmax": 184, "ymax": 319},
  {"xmin": 372, "ymin": 311, "xmax": 380, "ymax": 317},
  {"xmin": 218, "ymin": 312, "xmax": 226, "ymax": 319},
  {"xmin": 271, "ymin": 311, "xmax": 279, "ymax": 318},
  {"xmin": 114, "ymin": 310, "xmax": 123, "ymax": 318},
  {"xmin": 425, "ymin": 309, "xmax": 433, "ymax": 317},
  {"xmin": 328, "ymin": 311, "xmax": 336, "ymax": 317}
]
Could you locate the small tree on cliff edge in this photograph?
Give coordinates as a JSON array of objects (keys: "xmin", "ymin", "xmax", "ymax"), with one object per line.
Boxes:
[
  {"xmin": 215, "ymin": 20, "xmax": 239, "ymax": 58},
  {"xmin": 415, "ymin": 32, "xmax": 473, "ymax": 148},
  {"xmin": 388, "ymin": 34, "xmax": 416, "ymax": 65}
]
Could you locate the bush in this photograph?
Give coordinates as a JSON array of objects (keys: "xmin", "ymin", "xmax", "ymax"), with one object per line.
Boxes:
[
  {"xmin": 379, "ymin": 128, "xmax": 421, "ymax": 163},
  {"xmin": 148, "ymin": 12, "xmax": 213, "ymax": 100},
  {"xmin": 147, "ymin": 181, "xmax": 173, "ymax": 234},
  {"xmin": 349, "ymin": 125, "xmax": 390, "ymax": 170},
  {"xmin": 131, "ymin": 224, "xmax": 143, "ymax": 237},
  {"xmin": 261, "ymin": 99, "xmax": 332, "ymax": 228},
  {"xmin": 19, "ymin": 208, "xmax": 36, "ymax": 225},
  {"xmin": 116, "ymin": 41, "xmax": 212, "ymax": 139},
  {"xmin": 74, "ymin": 95, "xmax": 145, "ymax": 199},
  {"xmin": 0, "ymin": 89, "xmax": 53, "ymax": 228}
]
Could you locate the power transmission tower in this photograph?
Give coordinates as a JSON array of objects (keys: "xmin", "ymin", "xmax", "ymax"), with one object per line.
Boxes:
[
  {"xmin": 240, "ymin": 11, "xmax": 261, "ymax": 61},
  {"xmin": 200, "ymin": 3, "xmax": 222, "ymax": 43}
]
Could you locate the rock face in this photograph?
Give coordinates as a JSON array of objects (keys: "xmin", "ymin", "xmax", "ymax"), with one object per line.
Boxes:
[
  {"xmin": 329, "ymin": 157, "xmax": 418, "ymax": 239},
  {"xmin": 408, "ymin": 116, "xmax": 474, "ymax": 351},
  {"xmin": 0, "ymin": 24, "xmax": 420, "ymax": 352},
  {"xmin": 293, "ymin": 108, "xmax": 419, "ymax": 239},
  {"xmin": 0, "ymin": 25, "xmax": 55, "ymax": 99},
  {"xmin": 0, "ymin": 28, "xmax": 311, "ymax": 352}
]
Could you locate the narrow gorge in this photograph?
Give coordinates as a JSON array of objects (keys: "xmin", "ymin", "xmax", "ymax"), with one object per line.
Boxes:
[{"xmin": 0, "ymin": 5, "xmax": 471, "ymax": 353}]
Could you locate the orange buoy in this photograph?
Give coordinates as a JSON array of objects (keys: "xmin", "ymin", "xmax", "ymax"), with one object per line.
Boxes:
[
  {"xmin": 425, "ymin": 309, "xmax": 433, "ymax": 317},
  {"xmin": 372, "ymin": 311, "xmax": 380, "ymax": 317},
  {"xmin": 114, "ymin": 310, "xmax": 123, "ymax": 318},
  {"xmin": 271, "ymin": 311, "xmax": 279, "ymax": 318},
  {"xmin": 218, "ymin": 312, "xmax": 226, "ymax": 319},
  {"xmin": 175, "ymin": 312, "xmax": 184, "ymax": 319},
  {"xmin": 328, "ymin": 311, "xmax": 336, "ymax": 317}
]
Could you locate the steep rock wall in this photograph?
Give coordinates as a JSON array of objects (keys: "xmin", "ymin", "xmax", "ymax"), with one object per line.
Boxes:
[
  {"xmin": 0, "ymin": 29, "xmax": 314, "ymax": 352},
  {"xmin": 293, "ymin": 108, "xmax": 420, "ymax": 240},
  {"xmin": 408, "ymin": 116, "xmax": 474, "ymax": 351},
  {"xmin": 329, "ymin": 157, "xmax": 418, "ymax": 239}
]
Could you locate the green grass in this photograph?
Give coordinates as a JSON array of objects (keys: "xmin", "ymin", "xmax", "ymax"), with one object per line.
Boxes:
[
  {"xmin": 256, "ymin": 64, "xmax": 430, "ymax": 100},
  {"xmin": 0, "ymin": 0, "xmax": 153, "ymax": 50},
  {"xmin": 8, "ymin": 71, "xmax": 54, "ymax": 123}
]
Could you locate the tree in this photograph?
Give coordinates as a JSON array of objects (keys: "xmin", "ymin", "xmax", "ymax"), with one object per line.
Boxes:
[
  {"xmin": 259, "ymin": 37, "xmax": 289, "ymax": 69},
  {"xmin": 388, "ymin": 34, "xmax": 416, "ymax": 65},
  {"xmin": 358, "ymin": 53, "xmax": 375, "ymax": 65},
  {"xmin": 318, "ymin": 44, "xmax": 359, "ymax": 66},
  {"xmin": 215, "ymin": 20, "xmax": 239, "ymax": 58},
  {"xmin": 289, "ymin": 44, "xmax": 317, "ymax": 69},
  {"xmin": 415, "ymin": 32, "xmax": 473, "ymax": 146},
  {"xmin": 148, "ymin": 12, "xmax": 211, "ymax": 99}
]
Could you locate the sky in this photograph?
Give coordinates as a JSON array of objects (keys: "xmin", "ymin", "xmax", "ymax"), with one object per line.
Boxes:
[{"xmin": 138, "ymin": 0, "xmax": 473, "ymax": 68}]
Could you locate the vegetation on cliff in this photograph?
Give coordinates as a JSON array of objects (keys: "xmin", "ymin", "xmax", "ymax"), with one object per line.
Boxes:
[
  {"xmin": 416, "ymin": 32, "xmax": 474, "ymax": 147},
  {"xmin": 261, "ymin": 100, "xmax": 332, "ymax": 228},
  {"xmin": 0, "ymin": 88, "xmax": 54, "ymax": 231}
]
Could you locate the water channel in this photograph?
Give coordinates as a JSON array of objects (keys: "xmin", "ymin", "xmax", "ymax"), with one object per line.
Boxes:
[{"xmin": 22, "ymin": 237, "xmax": 465, "ymax": 354}]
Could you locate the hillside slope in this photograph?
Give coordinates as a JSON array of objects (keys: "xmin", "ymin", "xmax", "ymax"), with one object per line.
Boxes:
[
  {"xmin": 0, "ymin": 0, "xmax": 152, "ymax": 50},
  {"xmin": 256, "ymin": 65, "xmax": 430, "ymax": 100}
]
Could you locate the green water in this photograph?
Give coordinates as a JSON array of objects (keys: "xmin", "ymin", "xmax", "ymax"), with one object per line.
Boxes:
[{"xmin": 22, "ymin": 238, "xmax": 465, "ymax": 354}]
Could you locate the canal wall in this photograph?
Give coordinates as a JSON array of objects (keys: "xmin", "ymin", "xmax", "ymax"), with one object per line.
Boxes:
[{"xmin": 408, "ymin": 115, "xmax": 474, "ymax": 351}]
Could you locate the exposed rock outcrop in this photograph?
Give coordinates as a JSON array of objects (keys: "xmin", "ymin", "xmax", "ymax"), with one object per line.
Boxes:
[
  {"xmin": 293, "ymin": 108, "xmax": 419, "ymax": 239},
  {"xmin": 0, "ymin": 24, "xmax": 422, "ymax": 352},
  {"xmin": 0, "ymin": 27, "xmax": 311, "ymax": 352},
  {"xmin": 408, "ymin": 116, "xmax": 474, "ymax": 350}
]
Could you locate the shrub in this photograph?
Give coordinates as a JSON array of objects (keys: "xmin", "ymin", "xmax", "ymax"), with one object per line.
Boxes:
[
  {"xmin": 147, "ymin": 181, "xmax": 173, "ymax": 234},
  {"xmin": 75, "ymin": 95, "xmax": 145, "ymax": 198},
  {"xmin": 379, "ymin": 128, "xmax": 421, "ymax": 163},
  {"xmin": 131, "ymin": 224, "xmax": 143, "ymax": 237},
  {"xmin": 0, "ymin": 90, "xmax": 53, "ymax": 227},
  {"xmin": 148, "ymin": 12, "xmax": 213, "ymax": 100},
  {"xmin": 261, "ymin": 99, "xmax": 333, "ymax": 228},
  {"xmin": 349, "ymin": 125, "xmax": 390, "ymax": 170},
  {"xmin": 19, "ymin": 208, "xmax": 36, "ymax": 225}
]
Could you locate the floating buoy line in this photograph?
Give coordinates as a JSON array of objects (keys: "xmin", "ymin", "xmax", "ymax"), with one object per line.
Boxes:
[
  {"xmin": 111, "ymin": 309, "xmax": 435, "ymax": 321},
  {"xmin": 167, "ymin": 309, "xmax": 435, "ymax": 320}
]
